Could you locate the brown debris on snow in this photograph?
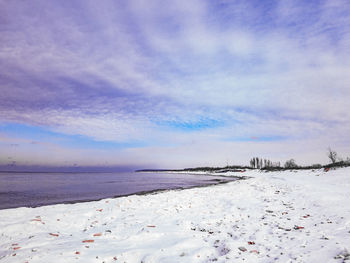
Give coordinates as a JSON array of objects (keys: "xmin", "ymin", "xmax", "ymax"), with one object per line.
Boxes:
[
  {"xmin": 238, "ymin": 247, "xmax": 247, "ymax": 252},
  {"xmin": 30, "ymin": 217, "xmax": 45, "ymax": 224},
  {"xmin": 82, "ymin": 239, "xmax": 94, "ymax": 243}
]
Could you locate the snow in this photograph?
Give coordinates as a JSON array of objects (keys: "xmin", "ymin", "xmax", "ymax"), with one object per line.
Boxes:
[{"xmin": 1, "ymin": 168, "xmax": 350, "ymax": 262}]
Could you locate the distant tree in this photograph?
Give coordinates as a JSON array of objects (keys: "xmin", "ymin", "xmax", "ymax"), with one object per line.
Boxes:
[
  {"xmin": 249, "ymin": 158, "xmax": 254, "ymax": 168},
  {"xmin": 327, "ymin": 147, "xmax": 338, "ymax": 164},
  {"xmin": 250, "ymin": 158, "xmax": 254, "ymax": 168},
  {"xmin": 250, "ymin": 157, "xmax": 279, "ymax": 169},
  {"xmin": 284, "ymin": 159, "xmax": 298, "ymax": 168},
  {"xmin": 250, "ymin": 157, "xmax": 257, "ymax": 168},
  {"xmin": 346, "ymin": 157, "xmax": 350, "ymax": 164},
  {"xmin": 268, "ymin": 160, "xmax": 272, "ymax": 167}
]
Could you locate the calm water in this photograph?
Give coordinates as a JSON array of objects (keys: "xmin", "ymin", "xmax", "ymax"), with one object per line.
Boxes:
[{"xmin": 0, "ymin": 171, "xmax": 236, "ymax": 210}]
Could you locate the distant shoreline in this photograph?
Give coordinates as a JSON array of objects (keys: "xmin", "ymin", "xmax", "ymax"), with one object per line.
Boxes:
[
  {"xmin": 0, "ymin": 172, "xmax": 244, "ymax": 210},
  {"xmin": 136, "ymin": 161, "xmax": 350, "ymax": 173}
]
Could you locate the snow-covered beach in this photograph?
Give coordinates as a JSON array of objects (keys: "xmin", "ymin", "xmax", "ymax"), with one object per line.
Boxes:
[{"xmin": 1, "ymin": 168, "xmax": 350, "ymax": 263}]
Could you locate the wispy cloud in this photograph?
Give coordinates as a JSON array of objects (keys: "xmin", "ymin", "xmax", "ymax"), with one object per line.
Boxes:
[{"xmin": 1, "ymin": 0, "xmax": 350, "ymax": 167}]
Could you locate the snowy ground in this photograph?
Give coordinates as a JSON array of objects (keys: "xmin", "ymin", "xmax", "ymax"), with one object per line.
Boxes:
[{"xmin": 1, "ymin": 168, "xmax": 350, "ymax": 263}]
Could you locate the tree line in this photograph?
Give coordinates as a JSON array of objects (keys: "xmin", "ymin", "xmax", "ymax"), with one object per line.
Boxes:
[
  {"xmin": 249, "ymin": 157, "xmax": 281, "ymax": 169},
  {"xmin": 250, "ymin": 148, "xmax": 350, "ymax": 170},
  {"xmin": 138, "ymin": 148, "xmax": 350, "ymax": 173}
]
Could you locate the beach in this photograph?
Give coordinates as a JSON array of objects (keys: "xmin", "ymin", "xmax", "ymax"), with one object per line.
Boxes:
[{"xmin": 1, "ymin": 168, "xmax": 350, "ymax": 262}]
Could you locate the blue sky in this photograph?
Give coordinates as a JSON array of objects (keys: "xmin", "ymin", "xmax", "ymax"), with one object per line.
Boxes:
[{"xmin": 1, "ymin": 0, "xmax": 350, "ymax": 170}]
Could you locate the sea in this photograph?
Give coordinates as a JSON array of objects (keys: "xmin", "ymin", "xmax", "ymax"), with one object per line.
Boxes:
[{"xmin": 0, "ymin": 171, "xmax": 237, "ymax": 210}]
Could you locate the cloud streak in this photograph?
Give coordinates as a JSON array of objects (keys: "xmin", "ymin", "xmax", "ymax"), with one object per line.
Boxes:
[{"xmin": 1, "ymin": 0, "xmax": 350, "ymax": 168}]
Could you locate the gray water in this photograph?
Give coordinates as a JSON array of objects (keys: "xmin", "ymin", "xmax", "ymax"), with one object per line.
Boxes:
[{"xmin": 0, "ymin": 171, "xmax": 237, "ymax": 210}]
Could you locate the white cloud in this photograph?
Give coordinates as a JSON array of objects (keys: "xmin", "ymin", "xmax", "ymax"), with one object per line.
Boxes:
[{"xmin": 1, "ymin": 0, "xmax": 350, "ymax": 166}]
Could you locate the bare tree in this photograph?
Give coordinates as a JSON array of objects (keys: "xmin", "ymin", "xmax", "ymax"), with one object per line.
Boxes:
[
  {"xmin": 250, "ymin": 157, "xmax": 278, "ymax": 168},
  {"xmin": 284, "ymin": 159, "xmax": 298, "ymax": 168},
  {"xmin": 249, "ymin": 158, "xmax": 254, "ymax": 168},
  {"xmin": 327, "ymin": 147, "xmax": 338, "ymax": 164}
]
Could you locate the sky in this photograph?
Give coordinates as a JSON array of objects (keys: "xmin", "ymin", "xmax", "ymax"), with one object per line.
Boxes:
[{"xmin": 1, "ymin": 0, "xmax": 350, "ymax": 171}]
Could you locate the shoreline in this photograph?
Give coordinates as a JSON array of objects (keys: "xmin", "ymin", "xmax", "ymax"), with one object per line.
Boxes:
[
  {"xmin": 0, "ymin": 174, "xmax": 244, "ymax": 211},
  {"xmin": 1, "ymin": 168, "xmax": 349, "ymax": 262}
]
